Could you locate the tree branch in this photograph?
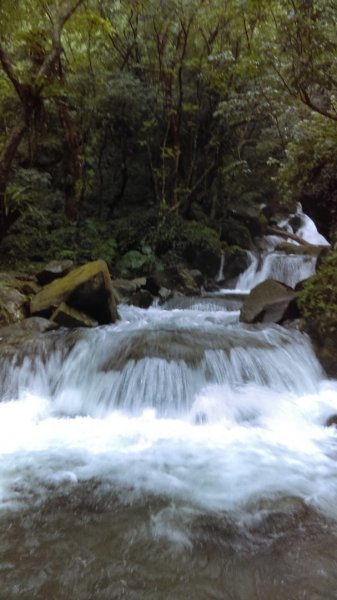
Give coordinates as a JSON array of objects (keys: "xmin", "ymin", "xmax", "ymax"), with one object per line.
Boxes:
[
  {"xmin": 0, "ymin": 46, "xmax": 27, "ymax": 103},
  {"xmin": 298, "ymin": 86, "xmax": 337, "ymax": 122}
]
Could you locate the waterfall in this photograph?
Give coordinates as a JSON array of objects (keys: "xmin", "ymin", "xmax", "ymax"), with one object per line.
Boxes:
[
  {"xmin": 215, "ymin": 249, "xmax": 225, "ymax": 282},
  {"xmin": 231, "ymin": 205, "xmax": 329, "ymax": 292},
  {"xmin": 236, "ymin": 251, "xmax": 317, "ymax": 290}
]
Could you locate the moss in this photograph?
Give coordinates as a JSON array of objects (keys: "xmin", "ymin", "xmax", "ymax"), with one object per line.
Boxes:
[{"xmin": 297, "ymin": 250, "xmax": 337, "ymax": 341}]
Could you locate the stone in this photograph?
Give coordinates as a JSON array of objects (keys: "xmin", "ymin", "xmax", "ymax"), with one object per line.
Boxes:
[
  {"xmin": 325, "ymin": 415, "xmax": 337, "ymax": 428},
  {"xmin": 30, "ymin": 259, "xmax": 118, "ymax": 324},
  {"xmin": 146, "ymin": 266, "xmax": 200, "ymax": 296},
  {"xmin": 128, "ymin": 290, "xmax": 154, "ymax": 309},
  {"xmin": 17, "ymin": 280, "xmax": 41, "ymax": 295},
  {"xmin": 0, "ymin": 283, "xmax": 28, "ymax": 326},
  {"xmin": 113, "ymin": 277, "xmax": 147, "ymax": 303},
  {"xmin": 0, "ymin": 317, "xmax": 58, "ymax": 339},
  {"xmin": 36, "ymin": 260, "xmax": 75, "ymax": 285},
  {"xmin": 51, "ymin": 303, "xmax": 98, "ymax": 328},
  {"xmin": 240, "ymin": 279, "xmax": 298, "ymax": 324},
  {"xmin": 158, "ymin": 287, "xmax": 172, "ymax": 303},
  {"xmin": 0, "ymin": 317, "xmax": 59, "ymax": 360}
]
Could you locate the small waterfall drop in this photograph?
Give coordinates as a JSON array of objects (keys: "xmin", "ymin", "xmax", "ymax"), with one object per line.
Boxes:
[
  {"xmin": 231, "ymin": 205, "xmax": 329, "ymax": 292},
  {"xmin": 215, "ymin": 250, "xmax": 225, "ymax": 282}
]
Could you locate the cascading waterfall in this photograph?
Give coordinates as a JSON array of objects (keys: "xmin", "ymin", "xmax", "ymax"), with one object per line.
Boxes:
[
  {"xmin": 230, "ymin": 205, "xmax": 330, "ymax": 292},
  {"xmin": 236, "ymin": 250, "xmax": 317, "ymax": 290},
  {"xmin": 1, "ymin": 295, "xmax": 337, "ymax": 598}
]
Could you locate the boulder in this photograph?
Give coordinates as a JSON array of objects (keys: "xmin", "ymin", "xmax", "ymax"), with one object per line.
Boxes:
[
  {"xmin": 30, "ymin": 259, "xmax": 118, "ymax": 324},
  {"xmin": 128, "ymin": 290, "xmax": 154, "ymax": 309},
  {"xmin": 0, "ymin": 282, "xmax": 28, "ymax": 326},
  {"xmin": 240, "ymin": 279, "xmax": 298, "ymax": 324},
  {"xmin": 146, "ymin": 266, "xmax": 200, "ymax": 296},
  {"xmin": 36, "ymin": 260, "xmax": 75, "ymax": 285},
  {"xmin": 0, "ymin": 317, "xmax": 59, "ymax": 359},
  {"xmin": 113, "ymin": 277, "xmax": 147, "ymax": 303},
  {"xmin": 325, "ymin": 415, "xmax": 337, "ymax": 428},
  {"xmin": 51, "ymin": 303, "xmax": 98, "ymax": 328}
]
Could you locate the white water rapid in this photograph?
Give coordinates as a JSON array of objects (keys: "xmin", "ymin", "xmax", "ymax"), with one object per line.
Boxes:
[{"xmin": 1, "ymin": 301, "xmax": 337, "ymax": 598}]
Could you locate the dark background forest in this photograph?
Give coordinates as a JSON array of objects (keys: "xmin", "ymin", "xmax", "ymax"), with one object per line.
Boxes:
[{"xmin": 0, "ymin": 0, "xmax": 336, "ymax": 283}]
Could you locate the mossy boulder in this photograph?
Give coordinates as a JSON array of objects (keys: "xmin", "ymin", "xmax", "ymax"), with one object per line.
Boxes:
[
  {"xmin": 240, "ymin": 279, "xmax": 298, "ymax": 324},
  {"xmin": 30, "ymin": 259, "xmax": 118, "ymax": 324}
]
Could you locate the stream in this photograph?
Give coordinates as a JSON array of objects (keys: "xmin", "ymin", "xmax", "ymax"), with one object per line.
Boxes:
[
  {"xmin": 1, "ymin": 210, "xmax": 337, "ymax": 599},
  {"xmin": 1, "ymin": 301, "xmax": 337, "ymax": 599}
]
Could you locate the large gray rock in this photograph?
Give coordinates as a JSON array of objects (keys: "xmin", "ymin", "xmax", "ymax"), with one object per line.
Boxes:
[
  {"xmin": 240, "ymin": 279, "xmax": 298, "ymax": 324},
  {"xmin": 30, "ymin": 259, "xmax": 118, "ymax": 324}
]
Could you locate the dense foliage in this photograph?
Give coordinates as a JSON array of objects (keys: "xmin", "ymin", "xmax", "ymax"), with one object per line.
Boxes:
[{"xmin": 0, "ymin": 0, "xmax": 336, "ymax": 274}]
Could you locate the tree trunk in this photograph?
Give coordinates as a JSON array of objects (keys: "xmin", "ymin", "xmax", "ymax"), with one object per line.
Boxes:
[
  {"xmin": 0, "ymin": 119, "xmax": 27, "ymax": 239},
  {"xmin": 59, "ymin": 104, "xmax": 84, "ymax": 221}
]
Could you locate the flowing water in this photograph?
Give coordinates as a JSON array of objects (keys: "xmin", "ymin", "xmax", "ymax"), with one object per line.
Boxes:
[
  {"xmin": 1, "ymin": 301, "xmax": 337, "ymax": 599},
  {"xmin": 231, "ymin": 206, "xmax": 330, "ymax": 292}
]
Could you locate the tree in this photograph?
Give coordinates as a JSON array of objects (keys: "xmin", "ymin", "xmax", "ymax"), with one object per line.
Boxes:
[{"xmin": 0, "ymin": 0, "xmax": 85, "ymax": 238}]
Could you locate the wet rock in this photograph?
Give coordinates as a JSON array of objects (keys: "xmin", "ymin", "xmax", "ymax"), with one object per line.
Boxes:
[
  {"xmin": 0, "ymin": 317, "xmax": 58, "ymax": 358},
  {"xmin": 113, "ymin": 277, "xmax": 147, "ymax": 303},
  {"xmin": 240, "ymin": 279, "xmax": 298, "ymax": 324},
  {"xmin": 30, "ymin": 259, "xmax": 118, "ymax": 324},
  {"xmin": 158, "ymin": 287, "xmax": 172, "ymax": 303},
  {"xmin": 36, "ymin": 260, "xmax": 75, "ymax": 285},
  {"xmin": 0, "ymin": 283, "xmax": 28, "ymax": 326},
  {"xmin": 0, "ymin": 316, "xmax": 58, "ymax": 339},
  {"xmin": 17, "ymin": 280, "xmax": 41, "ymax": 296},
  {"xmin": 51, "ymin": 303, "xmax": 98, "ymax": 328},
  {"xmin": 128, "ymin": 290, "xmax": 154, "ymax": 309},
  {"xmin": 325, "ymin": 415, "xmax": 337, "ymax": 428},
  {"xmin": 146, "ymin": 266, "xmax": 200, "ymax": 296}
]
